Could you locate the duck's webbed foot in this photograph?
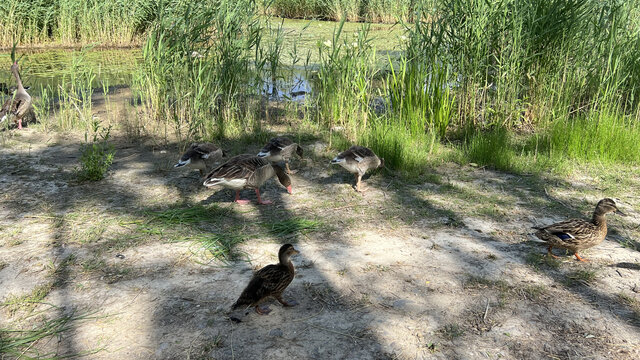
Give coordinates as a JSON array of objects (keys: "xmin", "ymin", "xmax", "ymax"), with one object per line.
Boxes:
[
  {"xmin": 547, "ymin": 245, "xmax": 559, "ymax": 259},
  {"xmin": 574, "ymin": 252, "xmax": 589, "ymax": 262},
  {"xmin": 276, "ymin": 296, "xmax": 298, "ymax": 307},
  {"xmin": 255, "ymin": 189, "xmax": 273, "ymax": 205},
  {"xmin": 255, "ymin": 305, "xmax": 272, "ymax": 315}
]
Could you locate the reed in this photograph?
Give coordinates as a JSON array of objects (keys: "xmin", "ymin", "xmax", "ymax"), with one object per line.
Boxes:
[
  {"xmin": 0, "ymin": 0, "xmax": 155, "ymax": 47},
  {"xmin": 261, "ymin": 0, "xmax": 415, "ymax": 22},
  {"xmin": 137, "ymin": 0, "xmax": 266, "ymax": 141}
]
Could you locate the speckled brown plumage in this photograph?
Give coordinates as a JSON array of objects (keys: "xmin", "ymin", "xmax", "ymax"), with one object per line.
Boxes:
[
  {"xmin": 174, "ymin": 142, "xmax": 225, "ymax": 176},
  {"xmin": 203, "ymin": 154, "xmax": 292, "ymax": 205},
  {"xmin": 257, "ymin": 137, "xmax": 304, "ymax": 174},
  {"xmin": 330, "ymin": 145, "xmax": 384, "ymax": 192},
  {"xmin": 0, "ymin": 62, "xmax": 31, "ymax": 130},
  {"xmin": 231, "ymin": 244, "xmax": 299, "ymax": 315},
  {"xmin": 533, "ymin": 198, "xmax": 625, "ymax": 261}
]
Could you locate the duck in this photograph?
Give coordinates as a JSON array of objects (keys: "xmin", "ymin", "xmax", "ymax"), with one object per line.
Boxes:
[
  {"xmin": 330, "ymin": 145, "xmax": 384, "ymax": 192},
  {"xmin": 0, "ymin": 61, "xmax": 32, "ymax": 130},
  {"xmin": 203, "ymin": 154, "xmax": 292, "ymax": 205},
  {"xmin": 231, "ymin": 243, "xmax": 299, "ymax": 317},
  {"xmin": 0, "ymin": 83, "xmax": 30, "ymax": 95},
  {"xmin": 174, "ymin": 142, "xmax": 225, "ymax": 176},
  {"xmin": 257, "ymin": 136, "xmax": 304, "ymax": 174},
  {"xmin": 532, "ymin": 198, "xmax": 626, "ymax": 262}
]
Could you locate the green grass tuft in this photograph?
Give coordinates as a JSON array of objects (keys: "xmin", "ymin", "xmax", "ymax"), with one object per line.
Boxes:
[
  {"xmin": 146, "ymin": 204, "xmax": 229, "ymax": 225},
  {"xmin": 0, "ymin": 311, "xmax": 101, "ymax": 358},
  {"xmin": 263, "ymin": 217, "xmax": 322, "ymax": 239}
]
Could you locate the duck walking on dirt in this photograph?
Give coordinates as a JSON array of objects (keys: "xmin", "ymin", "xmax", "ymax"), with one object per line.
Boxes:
[
  {"xmin": 532, "ymin": 198, "xmax": 626, "ymax": 262},
  {"xmin": 330, "ymin": 145, "xmax": 384, "ymax": 192},
  {"xmin": 257, "ymin": 136, "xmax": 304, "ymax": 174},
  {"xmin": 203, "ymin": 154, "xmax": 292, "ymax": 205},
  {"xmin": 174, "ymin": 142, "xmax": 225, "ymax": 177},
  {"xmin": 0, "ymin": 61, "xmax": 31, "ymax": 130},
  {"xmin": 231, "ymin": 244, "xmax": 299, "ymax": 318}
]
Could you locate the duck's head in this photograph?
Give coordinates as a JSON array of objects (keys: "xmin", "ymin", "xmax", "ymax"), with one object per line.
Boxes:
[
  {"xmin": 10, "ymin": 61, "xmax": 21, "ymax": 78},
  {"xmin": 273, "ymin": 165, "xmax": 293, "ymax": 194},
  {"xmin": 279, "ymin": 243, "xmax": 300, "ymax": 258},
  {"xmin": 595, "ymin": 198, "xmax": 626, "ymax": 216}
]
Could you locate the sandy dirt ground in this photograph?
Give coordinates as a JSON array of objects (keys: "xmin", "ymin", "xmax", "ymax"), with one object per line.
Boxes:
[{"xmin": 1, "ymin": 96, "xmax": 640, "ymax": 359}]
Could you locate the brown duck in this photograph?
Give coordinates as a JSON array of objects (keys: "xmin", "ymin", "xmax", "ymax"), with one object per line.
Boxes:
[
  {"xmin": 203, "ymin": 154, "xmax": 292, "ymax": 205},
  {"xmin": 532, "ymin": 198, "xmax": 626, "ymax": 261},
  {"xmin": 0, "ymin": 61, "xmax": 31, "ymax": 130},
  {"xmin": 174, "ymin": 142, "xmax": 225, "ymax": 176},
  {"xmin": 257, "ymin": 136, "xmax": 304, "ymax": 174},
  {"xmin": 330, "ymin": 145, "xmax": 384, "ymax": 192},
  {"xmin": 232, "ymin": 244, "xmax": 299, "ymax": 315}
]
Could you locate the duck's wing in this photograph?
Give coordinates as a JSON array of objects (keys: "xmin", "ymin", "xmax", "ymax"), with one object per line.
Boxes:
[
  {"xmin": 15, "ymin": 92, "xmax": 31, "ymax": 117},
  {"xmin": 539, "ymin": 219, "xmax": 597, "ymax": 244},
  {"xmin": 193, "ymin": 143, "xmax": 221, "ymax": 159},
  {"xmin": 232, "ymin": 264, "xmax": 289, "ymax": 309},
  {"xmin": 331, "ymin": 145, "xmax": 375, "ymax": 164},
  {"xmin": 258, "ymin": 137, "xmax": 293, "ymax": 157},
  {"xmin": 205, "ymin": 155, "xmax": 266, "ymax": 180}
]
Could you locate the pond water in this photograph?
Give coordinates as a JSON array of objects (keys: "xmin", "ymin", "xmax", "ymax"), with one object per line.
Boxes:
[
  {"xmin": 0, "ymin": 18, "xmax": 402, "ymax": 99},
  {"xmin": 0, "ymin": 48, "xmax": 141, "ymax": 96}
]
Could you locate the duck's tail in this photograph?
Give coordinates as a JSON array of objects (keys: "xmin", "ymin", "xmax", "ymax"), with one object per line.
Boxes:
[
  {"xmin": 203, "ymin": 177, "xmax": 224, "ymax": 187},
  {"xmin": 529, "ymin": 227, "xmax": 549, "ymax": 243}
]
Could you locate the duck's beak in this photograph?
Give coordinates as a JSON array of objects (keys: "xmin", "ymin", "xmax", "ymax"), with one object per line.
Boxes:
[
  {"xmin": 292, "ymin": 248, "xmax": 300, "ymax": 255},
  {"xmin": 615, "ymin": 209, "xmax": 627, "ymax": 216},
  {"xmin": 286, "ymin": 185, "xmax": 293, "ymax": 194}
]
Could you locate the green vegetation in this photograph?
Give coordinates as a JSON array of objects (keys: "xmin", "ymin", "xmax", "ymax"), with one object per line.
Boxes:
[
  {"xmin": 77, "ymin": 121, "xmax": 115, "ymax": 181},
  {"xmin": 566, "ymin": 269, "xmax": 598, "ymax": 286},
  {"xmin": 262, "ymin": 0, "xmax": 414, "ymax": 22},
  {"xmin": 263, "ymin": 217, "xmax": 322, "ymax": 238},
  {"xmin": 146, "ymin": 203, "xmax": 230, "ymax": 225},
  {"xmin": 2, "ymin": 284, "xmax": 53, "ymax": 316},
  {"xmin": 0, "ymin": 0, "xmax": 155, "ymax": 47},
  {"xmin": 5, "ymin": 0, "xmax": 640, "ymax": 175},
  {"xmin": 0, "ymin": 311, "xmax": 99, "ymax": 358}
]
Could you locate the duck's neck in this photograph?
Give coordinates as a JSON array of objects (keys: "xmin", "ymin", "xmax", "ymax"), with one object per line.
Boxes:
[
  {"xmin": 592, "ymin": 212, "xmax": 607, "ymax": 228},
  {"xmin": 279, "ymin": 254, "xmax": 294, "ymax": 273},
  {"xmin": 12, "ymin": 67, "xmax": 24, "ymax": 92},
  {"xmin": 273, "ymin": 165, "xmax": 290, "ymax": 187}
]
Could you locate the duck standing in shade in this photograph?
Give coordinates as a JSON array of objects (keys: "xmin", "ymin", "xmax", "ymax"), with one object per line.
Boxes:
[
  {"xmin": 231, "ymin": 244, "xmax": 299, "ymax": 318},
  {"xmin": 330, "ymin": 145, "xmax": 384, "ymax": 192},
  {"xmin": 532, "ymin": 198, "xmax": 626, "ymax": 262},
  {"xmin": 0, "ymin": 61, "xmax": 31, "ymax": 130},
  {"xmin": 174, "ymin": 143, "xmax": 225, "ymax": 177},
  {"xmin": 203, "ymin": 154, "xmax": 292, "ymax": 205},
  {"xmin": 257, "ymin": 136, "xmax": 304, "ymax": 174}
]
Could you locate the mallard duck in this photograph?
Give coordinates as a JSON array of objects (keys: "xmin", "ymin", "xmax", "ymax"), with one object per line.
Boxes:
[
  {"xmin": 203, "ymin": 154, "xmax": 292, "ymax": 205},
  {"xmin": 330, "ymin": 145, "xmax": 384, "ymax": 192},
  {"xmin": 232, "ymin": 244, "xmax": 299, "ymax": 316},
  {"xmin": 0, "ymin": 61, "xmax": 31, "ymax": 130},
  {"xmin": 257, "ymin": 136, "xmax": 304, "ymax": 174},
  {"xmin": 174, "ymin": 143, "xmax": 225, "ymax": 176},
  {"xmin": 532, "ymin": 198, "xmax": 626, "ymax": 262}
]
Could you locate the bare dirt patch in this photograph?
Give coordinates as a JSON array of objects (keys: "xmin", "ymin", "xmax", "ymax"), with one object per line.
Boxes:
[{"xmin": 1, "ymin": 126, "xmax": 639, "ymax": 359}]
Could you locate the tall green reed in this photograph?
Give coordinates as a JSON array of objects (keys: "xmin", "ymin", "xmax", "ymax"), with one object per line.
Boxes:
[
  {"xmin": 0, "ymin": 0, "xmax": 155, "ymax": 47},
  {"xmin": 137, "ymin": 0, "xmax": 264, "ymax": 141},
  {"xmin": 312, "ymin": 20, "xmax": 376, "ymax": 143}
]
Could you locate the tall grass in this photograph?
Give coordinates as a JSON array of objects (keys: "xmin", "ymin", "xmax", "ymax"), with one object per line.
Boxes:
[
  {"xmin": 0, "ymin": 0, "xmax": 155, "ymax": 47},
  {"xmin": 312, "ymin": 20, "xmax": 377, "ymax": 142},
  {"xmin": 137, "ymin": 0, "xmax": 265, "ymax": 141},
  {"xmin": 261, "ymin": 0, "xmax": 415, "ymax": 22}
]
